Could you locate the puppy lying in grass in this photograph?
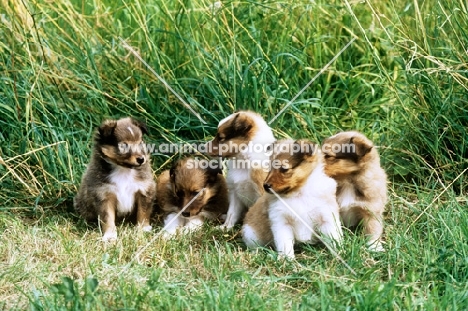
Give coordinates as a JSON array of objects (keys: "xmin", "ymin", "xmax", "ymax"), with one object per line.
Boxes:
[
  {"xmin": 156, "ymin": 157, "xmax": 228, "ymax": 236},
  {"xmin": 322, "ymin": 131, "xmax": 387, "ymax": 251},
  {"xmin": 74, "ymin": 117, "xmax": 156, "ymax": 241},
  {"xmin": 242, "ymin": 139, "xmax": 342, "ymax": 259},
  {"xmin": 206, "ymin": 110, "xmax": 275, "ymax": 229}
]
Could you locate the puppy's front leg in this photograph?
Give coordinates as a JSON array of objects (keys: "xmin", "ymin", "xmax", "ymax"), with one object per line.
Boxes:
[
  {"xmin": 319, "ymin": 212, "xmax": 343, "ymax": 249},
  {"xmin": 135, "ymin": 190, "xmax": 154, "ymax": 232},
  {"xmin": 363, "ymin": 211, "xmax": 384, "ymax": 252},
  {"xmin": 220, "ymin": 190, "xmax": 244, "ymax": 230},
  {"xmin": 99, "ymin": 194, "xmax": 118, "ymax": 241},
  {"xmin": 271, "ymin": 223, "xmax": 295, "ymax": 259}
]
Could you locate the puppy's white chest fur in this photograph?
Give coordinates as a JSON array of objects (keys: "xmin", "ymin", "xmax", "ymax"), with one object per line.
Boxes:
[
  {"xmin": 337, "ymin": 181, "xmax": 364, "ymax": 228},
  {"xmin": 109, "ymin": 167, "xmax": 146, "ymax": 216},
  {"xmin": 337, "ymin": 181, "xmax": 361, "ymax": 210},
  {"xmin": 269, "ymin": 167, "xmax": 339, "ymax": 243},
  {"xmin": 226, "ymin": 162, "xmax": 250, "ymax": 184}
]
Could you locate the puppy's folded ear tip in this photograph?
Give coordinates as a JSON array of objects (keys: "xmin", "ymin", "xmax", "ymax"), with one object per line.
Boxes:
[
  {"xmin": 131, "ymin": 118, "xmax": 149, "ymax": 135},
  {"xmin": 99, "ymin": 119, "xmax": 117, "ymax": 129},
  {"xmin": 98, "ymin": 119, "xmax": 117, "ymax": 137},
  {"xmin": 293, "ymin": 139, "xmax": 317, "ymax": 156},
  {"xmin": 350, "ymin": 135, "xmax": 374, "ymax": 156}
]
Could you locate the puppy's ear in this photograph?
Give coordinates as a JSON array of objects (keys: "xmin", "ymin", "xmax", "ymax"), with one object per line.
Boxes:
[
  {"xmin": 350, "ymin": 136, "xmax": 373, "ymax": 157},
  {"xmin": 131, "ymin": 118, "xmax": 148, "ymax": 135},
  {"xmin": 205, "ymin": 164, "xmax": 223, "ymax": 184},
  {"xmin": 98, "ymin": 120, "xmax": 117, "ymax": 142},
  {"xmin": 293, "ymin": 139, "xmax": 316, "ymax": 158},
  {"xmin": 232, "ymin": 113, "xmax": 253, "ymax": 136}
]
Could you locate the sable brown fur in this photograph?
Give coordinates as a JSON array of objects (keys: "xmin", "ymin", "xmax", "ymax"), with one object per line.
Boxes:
[
  {"xmin": 242, "ymin": 195, "xmax": 273, "ymax": 247},
  {"xmin": 74, "ymin": 117, "xmax": 156, "ymax": 241},
  {"xmin": 156, "ymin": 157, "xmax": 229, "ymax": 235},
  {"xmin": 322, "ymin": 131, "xmax": 387, "ymax": 251}
]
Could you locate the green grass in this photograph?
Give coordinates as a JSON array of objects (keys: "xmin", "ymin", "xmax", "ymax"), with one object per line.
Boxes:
[{"xmin": 1, "ymin": 0, "xmax": 467, "ymax": 309}]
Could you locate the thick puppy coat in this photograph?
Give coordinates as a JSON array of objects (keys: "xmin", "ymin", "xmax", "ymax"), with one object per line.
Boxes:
[
  {"xmin": 156, "ymin": 157, "xmax": 229, "ymax": 235},
  {"xmin": 242, "ymin": 139, "xmax": 342, "ymax": 259},
  {"xmin": 74, "ymin": 117, "xmax": 156, "ymax": 241},
  {"xmin": 322, "ymin": 131, "xmax": 387, "ymax": 251},
  {"xmin": 206, "ymin": 111, "xmax": 275, "ymax": 229}
]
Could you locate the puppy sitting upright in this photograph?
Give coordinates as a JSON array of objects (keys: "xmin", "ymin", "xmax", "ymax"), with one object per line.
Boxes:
[
  {"xmin": 322, "ymin": 131, "xmax": 387, "ymax": 251},
  {"xmin": 74, "ymin": 117, "xmax": 156, "ymax": 241},
  {"xmin": 156, "ymin": 157, "xmax": 229, "ymax": 235},
  {"xmin": 242, "ymin": 139, "xmax": 342, "ymax": 259},
  {"xmin": 206, "ymin": 111, "xmax": 275, "ymax": 229}
]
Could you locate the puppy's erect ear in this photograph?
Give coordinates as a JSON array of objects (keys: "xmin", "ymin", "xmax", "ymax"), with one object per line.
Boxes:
[
  {"xmin": 131, "ymin": 118, "xmax": 148, "ymax": 135},
  {"xmin": 98, "ymin": 120, "xmax": 117, "ymax": 140},
  {"xmin": 232, "ymin": 113, "xmax": 253, "ymax": 137},
  {"xmin": 350, "ymin": 136, "xmax": 373, "ymax": 157},
  {"xmin": 293, "ymin": 139, "xmax": 316, "ymax": 158},
  {"xmin": 234, "ymin": 113, "xmax": 252, "ymax": 134},
  {"xmin": 205, "ymin": 164, "xmax": 223, "ymax": 184}
]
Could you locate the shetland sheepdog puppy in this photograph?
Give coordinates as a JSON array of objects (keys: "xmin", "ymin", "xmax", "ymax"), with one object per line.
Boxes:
[
  {"xmin": 242, "ymin": 139, "xmax": 342, "ymax": 259},
  {"xmin": 156, "ymin": 157, "xmax": 229, "ymax": 235},
  {"xmin": 206, "ymin": 111, "xmax": 275, "ymax": 229},
  {"xmin": 74, "ymin": 117, "xmax": 156, "ymax": 241},
  {"xmin": 322, "ymin": 131, "xmax": 387, "ymax": 251}
]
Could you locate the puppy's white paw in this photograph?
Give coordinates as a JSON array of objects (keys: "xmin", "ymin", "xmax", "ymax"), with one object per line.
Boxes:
[
  {"xmin": 184, "ymin": 217, "xmax": 203, "ymax": 232},
  {"xmin": 367, "ymin": 241, "xmax": 385, "ymax": 252},
  {"xmin": 141, "ymin": 225, "xmax": 153, "ymax": 232},
  {"xmin": 160, "ymin": 230, "xmax": 174, "ymax": 240},
  {"xmin": 102, "ymin": 231, "xmax": 118, "ymax": 242},
  {"xmin": 277, "ymin": 252, "xmax": 295, "ymax": 261},
  {"xmin": 218, "ymin": 223, "xmax": 234, "ymax": 231}
]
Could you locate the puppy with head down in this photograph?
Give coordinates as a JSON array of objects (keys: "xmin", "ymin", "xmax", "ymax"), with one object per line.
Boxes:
[
  {"xmin": 156, "ymin": 157, "xmax": 229, "ymax": 236},
  {"xmin": 322, "ymin": 131, "xmax": 387, "ymax": 251},
  {"xmin": 74, "ymin": 117, "xmax": 156, "ymax": 241}
]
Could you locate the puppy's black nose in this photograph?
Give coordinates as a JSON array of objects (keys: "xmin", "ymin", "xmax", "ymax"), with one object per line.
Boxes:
[
  {"xmin": 182, "ymin": 211, "xmax": 190, "ymax": 217},
  {"xmin": 136, "ymin": 156, "xmax": 145, "ymax": 164},
  {"xmin": 263, "ymin": 183, "xmax": 272, "ymax": 193}
]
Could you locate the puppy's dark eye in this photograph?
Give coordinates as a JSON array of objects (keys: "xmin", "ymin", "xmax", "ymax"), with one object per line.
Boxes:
[
  {"xmin": 192, "ymin": 190, "xmax": 201, "ymax": 195},
  {"xmin": 279, "ymin": 167, "xmax": 289, "ymax": 174},
  {"xmin": 176, "ymin": 190, "xmax": 184, "ymax": 198},
  {"xmin": 218, "ymin": 137, "xmax": 226, "ymax": 142}
]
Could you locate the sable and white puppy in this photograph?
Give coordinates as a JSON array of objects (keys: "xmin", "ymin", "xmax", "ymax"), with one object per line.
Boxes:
[
  {"xmin": 74, "ymin": 117, "xmax": 156, "ymax": 241},
  {"xmin": 242, "ymin": 139, "xmax": 342, "ymax": 259},
  {"xmin": 206, "ymin": 111, "xmax": 275, "ymax": 229},
  {"xmin": 156, "ymin": 157, "xmax": 229, "ymax": 236},
  {"xmin": 322, "ymin": 131, "xmax": 387, "ymax": 251}
]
